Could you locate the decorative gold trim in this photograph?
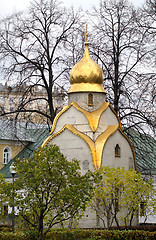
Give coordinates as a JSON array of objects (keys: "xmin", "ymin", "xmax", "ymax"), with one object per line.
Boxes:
[
  {"xmin": 42, "ymin": 135, "xmax": 52, "ymax": 147},
  {"xmin": 109, "ymin": 105, "xmax": 137, "ymax": 171},
  {"xmin": 95, "ymin": 125, "xmax": 119, "ymax": 168},
  {"xmin": 50, "ymin": 104, "xmax": 70, "ymax": 134},
  {"xmin": 50, "ymin": 102, "xmax": 110, "ymax": 134},
  {"xmin": 72, "ymin": 102, "xmax": 109, "ymax": 132},
  {"xmin": 119, "ymin": 129, "xmax": 137, "ymax": 172},
  {"xmin": 42, "ymin": 124, "xmax": 97, "ymax": 168},
  {"xmin": 43, "ymin": 101, "xmax": 136, "ymax": 171},
  {"xmin": 68, "ymin": 83, "xmax": 106, "ymax": 93},
  {"xmin": 43, "ymin": 124, "xmax": 118, "ymax": 169}
]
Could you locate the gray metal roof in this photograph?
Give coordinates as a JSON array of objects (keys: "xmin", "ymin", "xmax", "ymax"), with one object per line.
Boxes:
[
  {"xmin": 0, "ymin": 120, "xmax": 47, "ymax": 142},
  {"xmin": 125, "ymin": 129, "xmax": 156, "ymax": 175}
]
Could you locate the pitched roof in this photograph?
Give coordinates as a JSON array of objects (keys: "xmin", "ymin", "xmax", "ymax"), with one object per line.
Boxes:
[
  {"xmin": 0, "ymin": 120, "xmax": 37, "ymax": 142},
  {"xmin": 125, "ymin": 129, "xmax": 156, "ymax": 175},
  {"xmin": 0, "ymin": 128, "xmax": 49, "ymax": 178}
]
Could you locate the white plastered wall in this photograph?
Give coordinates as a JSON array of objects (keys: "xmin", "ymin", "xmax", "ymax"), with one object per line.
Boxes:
[
  {"xmin": 94, "ymin": 107, "xmax": 119, "ymax": 140},
  {"xmin": 68, "ymin": 92, "xmax": 106, "ymax": 112},
  {"xmin": 53, "ymin": 106, "xmax": 92, "ymax": 137},
  {"xmin": 48, "ymin": 129, "xmax": 95, "ymax": 174},
  {"xmin": 102, "ymin": 130, "xmax": 134, "ymax": 170}
]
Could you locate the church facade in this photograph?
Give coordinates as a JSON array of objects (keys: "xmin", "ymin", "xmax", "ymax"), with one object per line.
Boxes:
[{"xmin": 42, "ymin": 37, "xmax": 137, "ymax": 227}]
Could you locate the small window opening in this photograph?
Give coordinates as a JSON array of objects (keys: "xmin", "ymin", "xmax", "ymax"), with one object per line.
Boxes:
[
  {"xmin": 88, "ymin": 93, "xmax": 93, "ymax": 106},
  {"xmin": 115, "ymin": 144, "xmax": 120, "ymax": 157}
]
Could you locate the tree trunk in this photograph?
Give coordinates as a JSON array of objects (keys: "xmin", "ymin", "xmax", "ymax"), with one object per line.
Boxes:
[
  {"xmin": 39, "ymin": 214, "xmax": 44, "ymax": 240},
  {"xmin": 107, "ymin": 211, "xmax": 111, "ymax": 229}
]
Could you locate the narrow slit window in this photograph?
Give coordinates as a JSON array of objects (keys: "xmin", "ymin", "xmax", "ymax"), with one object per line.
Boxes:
[
  {"xmin": 115, "ymin": 144, "xmax": 120, "ymax": 157},
  {"xmin": 88, "ymin": 93, "xmax": 93, "ymax": 106}
]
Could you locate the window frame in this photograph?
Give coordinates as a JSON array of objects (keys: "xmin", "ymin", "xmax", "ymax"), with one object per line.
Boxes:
[
  {"xmin": 115, "ymin": 144, "xmax": 121, "ymax": 157},
  {"xmin": 88, "ymin": 93, "xmax": 93, "ymax": 106},
  {"xmin": 3, "ymin": 147, "xmax": 11, "ymax": 165}
]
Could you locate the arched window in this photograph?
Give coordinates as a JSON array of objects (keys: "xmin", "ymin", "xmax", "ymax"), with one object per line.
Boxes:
[
  {"xmin": 88, "ymin": 93, "xmax": 93, "ymax": 106},
  {"xmin": 3, "ymin": 147, "xmax": 11, "ymax": 165},
  {"xmin": 115, "ymin": 144, "xmax": 120, "ymax": 157}
]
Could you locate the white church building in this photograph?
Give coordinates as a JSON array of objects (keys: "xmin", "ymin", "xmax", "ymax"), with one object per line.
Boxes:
[
  {"xmin": 42, "ymin": 35, "xmax": 137, "ymax": 227},
  {"xmin": 0, "ymin": 31, "xmax": 155, "ymax": 227}
]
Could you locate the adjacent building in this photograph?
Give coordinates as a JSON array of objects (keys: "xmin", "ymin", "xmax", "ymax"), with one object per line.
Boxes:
[{"xmin": 0, "ymin": 83, "xmax": 65, "ymax": 123}]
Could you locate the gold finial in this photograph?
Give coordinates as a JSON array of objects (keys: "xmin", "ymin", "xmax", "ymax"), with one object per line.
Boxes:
[{"xmin": 69, "ymin": 24, "xmax": 105, "ymax": 94}]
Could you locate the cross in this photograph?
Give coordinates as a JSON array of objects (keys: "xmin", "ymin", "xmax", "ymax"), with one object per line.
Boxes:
[
  {"xmin": 85, "ymin": 24, "xmax": 88, "ymax": 42},
  {"xmin": 81, "ymin": 24, "xmax": 90, "ymax": 43}
]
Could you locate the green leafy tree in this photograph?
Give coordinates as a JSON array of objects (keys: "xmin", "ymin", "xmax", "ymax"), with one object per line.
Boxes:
[
  {"xmin": 91, "ymin": 166, "xmax": 125, "ymax": 228},
  {"xmin": 91, "ymin": 166, "xmax": 155, "ymax": 228},
  {"xmin": 9, "ymin": 145, "xmax": 94, "ymax": 240},
  {"xmin": 0, "ymin": 173, "xmax": 8, "ymax": 217},
  {"xmin": 121, "ymin": 169, "xmax": 154, "ymax": 226}
]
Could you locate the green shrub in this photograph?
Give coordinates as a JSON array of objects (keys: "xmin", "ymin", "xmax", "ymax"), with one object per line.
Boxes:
[
  {"xmin": 0, "ymin": 225, "xmax": 11, "ymax": 232},
  {"xmin": 47, "ymin": 229, "xmax": 156, "ymax": 240},
  {"xmin": 0, "ymin": 229, "xmax": 155, "ymax": 239},
  {"xmin": 0, "ymin": 230, "xmax": 38, "ymax": 240}
]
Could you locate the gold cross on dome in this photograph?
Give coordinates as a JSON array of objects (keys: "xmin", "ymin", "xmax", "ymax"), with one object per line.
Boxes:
[
  {"xmin": 81, "ymin": 24, "xmax": 90, "ymax": 43},
  {"xmin": 85, "ymin": 24, "xmax": 88, "ymax": 42}
]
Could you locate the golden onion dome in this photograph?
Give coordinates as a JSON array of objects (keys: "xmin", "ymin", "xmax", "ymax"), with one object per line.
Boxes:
[{"xmin": 68, "ymin": 41, "xmax": 105, "ymax": 93}]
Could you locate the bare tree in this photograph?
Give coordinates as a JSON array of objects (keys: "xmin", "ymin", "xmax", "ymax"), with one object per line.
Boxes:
[
  {"xmin": 0, "ymin": 0, "xmax": 82, "ymax": 125},
  {"xmin": 88, "ymin": 0, "xmax": 155, "ymax": 136},
  {"xmin": 86, "ymin": 0, "xmax": 156, "ymax": 177},
  {"xmin": 138, "ymin": 0, "xmax": 156, "ymax": 35}
]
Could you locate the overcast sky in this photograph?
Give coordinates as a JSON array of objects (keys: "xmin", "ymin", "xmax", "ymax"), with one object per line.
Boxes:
[{"xmin": 0, "ymin": 0, "xmax": 145, "ymax": 17}]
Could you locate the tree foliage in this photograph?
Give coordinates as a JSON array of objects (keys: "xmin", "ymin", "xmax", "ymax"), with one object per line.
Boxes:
[
  {"xmin": 90, "ymin": 166, "xmax": 155, "ymax": 228},
  {"xmin": 0, "ymin": 173, "xmax": 8, "ymax": 217},
  {"xmin": 8, "ymin": 145, "xmax": 94, "ymax": 240}
]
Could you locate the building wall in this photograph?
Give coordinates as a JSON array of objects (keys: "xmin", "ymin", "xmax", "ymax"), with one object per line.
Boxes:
[
  {"xmin": 0, "ymin": 83, "xmax": 65, "ymax": 123},
  {"xmin": 45, "ymin": 95, "xmax": 136, "ymax": 227},
  {"xmin": 68, "ymin": 92, "xmax": 106, "ymax": 112},
  {"xmin": 102, "ymin": 130, "xmax": 134, "ymax": 170},
  {"xmin": 48, "ymin": 130, "xmax": 95, "ymax": 174},
  {"xmin": 0, "ymin": 140, "xmax": 24, "ymax": 169}
]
